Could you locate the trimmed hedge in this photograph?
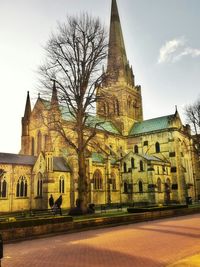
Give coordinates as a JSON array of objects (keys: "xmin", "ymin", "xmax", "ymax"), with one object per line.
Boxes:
[
  {"xmin": 127, "ymin": 204, "xmax": 188, "ymax": 213},
  {"xmin": 0, "ymin": 216, "xmax": 73, "ymax": 230}
]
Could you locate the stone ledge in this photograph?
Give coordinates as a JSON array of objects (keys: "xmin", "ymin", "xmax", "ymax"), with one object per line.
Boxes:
[{"xmin": 1, "ymin": 216, "xmax": 73, "ymax": 242}]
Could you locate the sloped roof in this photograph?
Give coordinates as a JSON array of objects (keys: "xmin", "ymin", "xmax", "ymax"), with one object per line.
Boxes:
[
  {"xmin": 53, "ymin": 157, "xmax": 71, "ymax": 172},
  {"xmin": 0, "ymin": 153, "xmax": 70, "ymax": 172},
  {"xmin": 120, "ymin": 151, "xmax": 167, "ymax": 164},
  {"xmin": 129, "ymin": 114, "xmax": 175, "ymax": 136},
  {"xmin": 91, "ymin": 152, "xmax": 118, "ymax": 165},
  {"xmin": 91, "ymin": 152, "xmax": 105, "ymax": 163},
  {"xmin": 0, "ymin": 153, "xmax": 36, "ymax": 165},
  {"xmin": 86, "ymin": 116, "xmax": 120, "ymax": 134},
  {"xmin": 139, "ymin": 154, "xmax": 165, "ymax": 162},
  {"xmin": 60, "ymin": 104, "xmax": 120, "ymax": 134},
  {"xmin": 37, "ymin": 98, "xmax": 120, "ymax": 135}
]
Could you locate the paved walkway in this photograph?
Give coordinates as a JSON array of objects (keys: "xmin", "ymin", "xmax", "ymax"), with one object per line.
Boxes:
[
  {"xmin": 2, "ymin": 213, "xmax": 200, "ymax": 267},
  {"xmin": 168, "ymin": 254, "xmax": 200, "ymax": 267}
]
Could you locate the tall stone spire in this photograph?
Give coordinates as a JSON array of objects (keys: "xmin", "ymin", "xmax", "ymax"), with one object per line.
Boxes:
[
  {"xmin": 21, "ymin": 91, "xmax": 32, "ymax": 154},
  {"xmin": 50, "ymin": 80, "xmax": 61, "ymax": 124},
  {"xmin": 23, "ymin": 91, "xmax": 31, "ymax": 121},
  {"xmin": 97, "ymin": 0, "xmax": 143, "ymax": 134},
  {"xmin": 51, "ymin": 80, "xmax": 59, "ymax": 107},
  {"xmin": 106, "ymin": 0, "xmax": 134, "ymax": 86}
]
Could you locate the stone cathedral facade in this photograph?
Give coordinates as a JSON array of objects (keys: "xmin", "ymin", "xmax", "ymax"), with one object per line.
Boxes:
[{"xmin": 0, "ymin": 0, "xmax": 199, "ymax": 212}]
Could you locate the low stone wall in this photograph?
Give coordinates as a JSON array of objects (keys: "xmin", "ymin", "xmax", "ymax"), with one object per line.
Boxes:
[
  {"xmin": 0, "ymin": 216, "xmax": 73, "ymax": 242},
  {"xmin": 73, "ymin": 206, "xmax": 200, "ymax": 230},
  {"xmin": 1, "ymin": 206, "xmax": 200, "ymax": 242}
]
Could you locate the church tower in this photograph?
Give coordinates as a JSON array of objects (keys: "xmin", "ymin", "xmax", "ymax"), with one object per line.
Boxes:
[
  {"xmin": 96, "ymin": 0, "xmax": 143, "ymax": 135},
  {"xmin": 21, "ymin": 91, "xmax": 32, "ymax": 154}
]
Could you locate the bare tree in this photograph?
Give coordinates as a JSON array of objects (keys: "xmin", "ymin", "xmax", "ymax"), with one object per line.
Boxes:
[
  {"xmin": 185, "ymin": 99, "xmax": 200, "ymax": 134},
  {"xmin": 185, "ymin": 98, "xmax": 200, "ymax": 153},
  {"xmin": 39, "ymin": 13, "xmax": 108, "ymax": 213}
]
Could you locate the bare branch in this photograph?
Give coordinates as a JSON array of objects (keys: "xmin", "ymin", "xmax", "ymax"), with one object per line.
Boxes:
[{"xmin": 37, "ymin": 13, "xmax": 108, "ymax": 209}]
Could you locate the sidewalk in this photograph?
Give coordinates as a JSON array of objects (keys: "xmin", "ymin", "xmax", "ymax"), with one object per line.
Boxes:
[
  {"xmin": 168, "ymin": 254, "xmax": 200, "ymax": 267},
  {"xmin": 2, "ymin": 213, "xmax": 200, "ymax": 267}
]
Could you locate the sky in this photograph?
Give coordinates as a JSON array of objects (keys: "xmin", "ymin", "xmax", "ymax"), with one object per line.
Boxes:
[{"xmin": 0, "ymin": 0, "xmax": 200, "ymax": 153}]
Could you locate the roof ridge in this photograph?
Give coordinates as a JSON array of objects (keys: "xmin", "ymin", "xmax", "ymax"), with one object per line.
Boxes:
[
  {"xmin": 0, "ymin": 152, "xmax": 36, "ymax": 157},
  {"xmin": 129, "ymin": 113, "xmax": 176, "ymax": 136},
  {"xmin": 136, "ymin": 114, "xmax": 175, "ymax": 124}
]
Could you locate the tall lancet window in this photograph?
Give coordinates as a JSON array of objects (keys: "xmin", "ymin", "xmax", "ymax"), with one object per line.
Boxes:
[
  {"xmin": 37, "ymin": 172, "xmax": 43, "ymax": 197},
  {"xmin": 93, "ymin": 170, "xmax": 103, "ymax": 190},
  {"xmin": 155, "ymin": 142, "xmax": 160, "ymax": 153},
  {"xmin": 59, "ymin": 176, "xmax": 65, "ymax": 194},
  {"xmin": 31, "ymin": 137, "xmax": 35, "ymax": 155},
  {"xmin": 37, "ymin": 131, "xmax": 42, "ymax": 154},
  {"xmin": 16, "ymin": 176, "xmax": 28, "ymax": 197},
  {"xmin": 0, "ymin": 179, "xmax": 7, "ymax": 198},
  {"xmin": 114, "ymin": 99, "xmax": 120, "ymax": 115}
]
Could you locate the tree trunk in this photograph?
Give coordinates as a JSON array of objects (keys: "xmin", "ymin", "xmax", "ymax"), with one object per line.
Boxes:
[
  {"xmin": 77, "ymin": 150, "xmax": 88, "ymax": 213},
  {"xmin": 77, "ymin": 113, "xmax": 88, "ymax": 213}
]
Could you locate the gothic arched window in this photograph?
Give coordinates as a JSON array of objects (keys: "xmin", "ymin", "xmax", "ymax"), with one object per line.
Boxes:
[
  {"xmin": 93, "ymin": 170, "xmax": 103, "ymax": 190},
  {"xmin": 114, "ymin": 99, "xmax": 120, "ymax": 115},
  {"xmin": 0, "ymin": 179, "xmax": 7, "ymax": 198},
  {"xmin": 59, "ymin": 176, "xmax": 65, "ymax": 194},
  {"xmin": 127, "ymin": 97, "xmax": 131, "ymax": 109},
  {"xmin": 155, "ymin": 142, "xmax": 160, "ymax": 153},
  {"xmin": 134, "ymin": 145, "xmax": 138, "ymax": 154},
  {"xmin": 138, "ymin": 180, "xmax": 143, "ymax": 193},
  {"xmin": 131, "ymin": 158, "xmax": 135, "ymax": 168},
  {"xmin": 37, "ymin": 172, "xmax": 43, "ymax": 197},
  {"xmin": 16, "ymin": 176, "xmax": 27, "ymax": 197},
  {"xmin": 31, "ymin": 137, "xmax": 35, "ymax": 155},
  {"xmin": 139, "ymin": 160, "xmax": 144, "ymax": 171}
]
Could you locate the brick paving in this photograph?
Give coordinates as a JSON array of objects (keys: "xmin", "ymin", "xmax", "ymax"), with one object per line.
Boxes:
[{"xmin": 2, "ymin": 213, "xmax": 200, "ymax": 267}]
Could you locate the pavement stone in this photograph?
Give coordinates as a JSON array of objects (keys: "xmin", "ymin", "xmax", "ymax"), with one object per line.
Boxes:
[
  {"xmin": 2, "ymin": 213, "xmax": 200, "ymax": 267},
  {"xmin": 167, "ymin": 254, "xmax": 200, "ymax": 267}
]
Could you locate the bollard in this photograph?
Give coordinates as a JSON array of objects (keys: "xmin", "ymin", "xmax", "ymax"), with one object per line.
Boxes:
[{"xmin": 0, "ymin": 233, "xmax": 3, "ymax": 267}]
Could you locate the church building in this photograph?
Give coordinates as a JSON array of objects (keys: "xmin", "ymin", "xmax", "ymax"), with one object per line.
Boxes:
[{"xmin": 0, "ymin": 0, "xmax": 199, "ymax": 212}]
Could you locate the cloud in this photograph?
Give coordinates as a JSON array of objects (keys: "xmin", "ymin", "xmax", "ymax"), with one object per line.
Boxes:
[{"xmin": 158, "ymin": 37, "xmax": 200, "ymax": 63}]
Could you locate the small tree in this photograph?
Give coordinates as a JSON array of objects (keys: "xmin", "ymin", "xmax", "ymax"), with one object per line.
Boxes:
[{"xmin": 39, "ymin": 13, "xmax": 108, "ymax": 213}]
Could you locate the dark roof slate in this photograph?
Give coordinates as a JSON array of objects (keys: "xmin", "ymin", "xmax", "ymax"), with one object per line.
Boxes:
[
  {"xmin": 53, "ymin": 157, "xmax": 71, "ymax": 172},
  {"xmin": 0, "ymin": 153, "xmax": 70, "ymax": 172},
  {"xmin": 0, "ymin": 153, "xmax": 36, "ymax": 165}
]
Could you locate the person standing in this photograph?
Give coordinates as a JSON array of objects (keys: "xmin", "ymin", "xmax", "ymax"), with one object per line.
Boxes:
[
  {"xmin": 49, "ymin": 194, "xmax": 54, "ymax": 209},
  {"xmin": 55, "ymin": 195, "xmax": 63, "ymax": 215}
]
